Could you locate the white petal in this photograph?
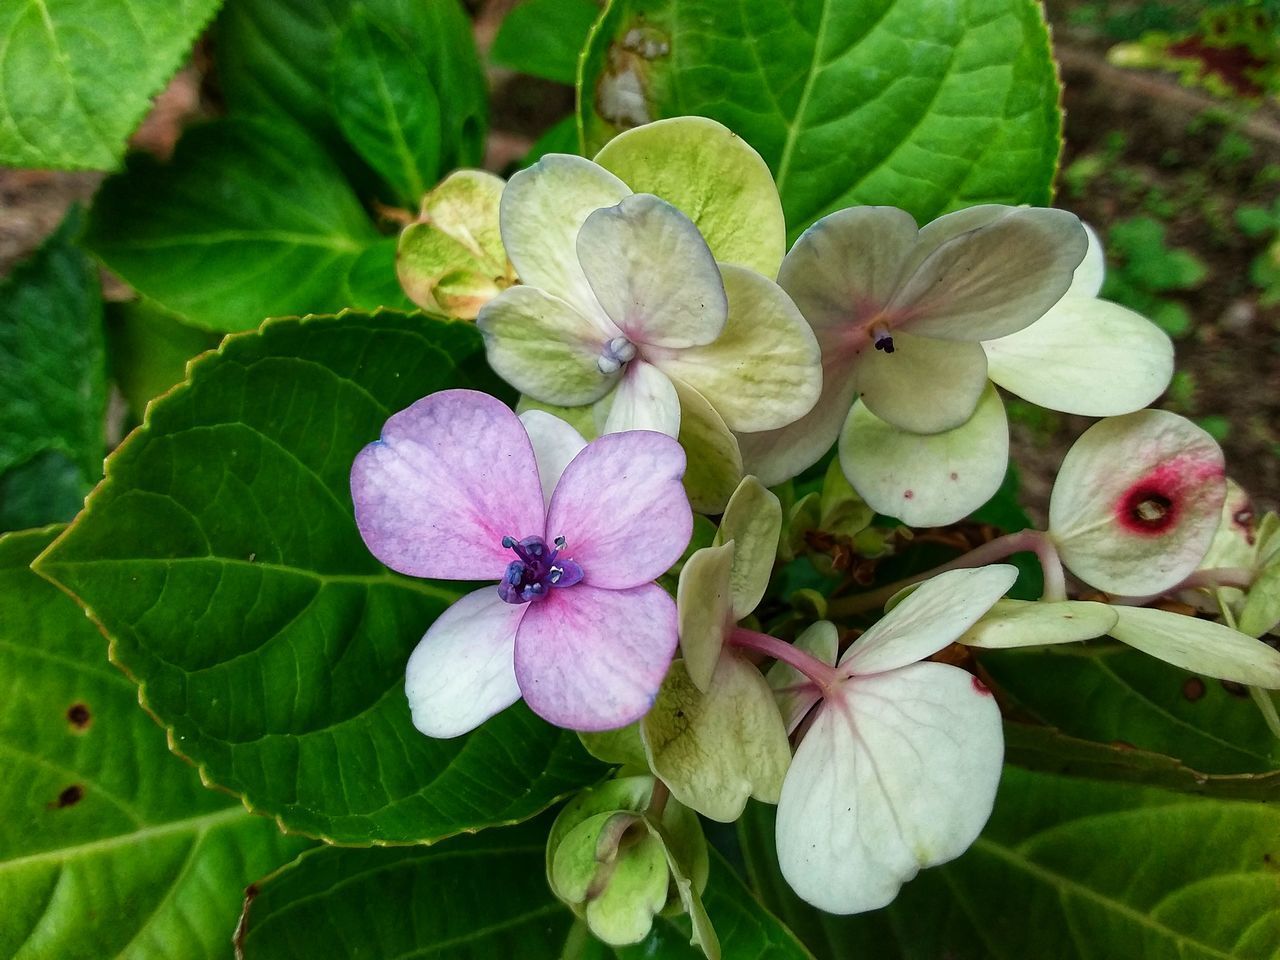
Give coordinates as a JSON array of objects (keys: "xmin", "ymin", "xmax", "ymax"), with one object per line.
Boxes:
[
  {"xmin": 984, "ymin": 296, "xmax": 1173, "ymax": 417},
  {"xmin": 736, "ymin": 352, "xmax": 860, "ymax": 487},
  {"xmin": 655, "ymin": 263, "xmax": 822, "ymax": 432},
  {"xmin": 959, "ymin": 599, "xmax": 1119, "ymax": 649},
  {"xmin": 891, "ymin": 206, "xmax": 1087, "ymax": 342},
  {"xmin": 519, "ymin": 410, "xmax": 588, "ymax": 507},
  {"xmin": 1068, "ymin": 222, "xmax": 1106, "ymax": 298},
  {"xmin": 477, "ymin": 285, "xmax": 617, "ymax": 406},
  {"xmin": 1048, "ymin": 410, "xmax": 1226, "ymax": 595},
  {"xmin": 778, "ymin": 206, "xmax": 920, "ymax": 330},
  {"xmin": 853, "ymin": 332, "xmax": 988, "ymax": 434},
  {"xmin": 500, "ymin": 154, "xmax": 630, "ymax": 318},
  {"xmin": 602, "ymin": 360, "xmax": 681, "ymax": 436},
  {"xmin": 841, "ymin": 566, "xmax": 1018, "ymax": 675},
  {"xmin": 405, "ymin": 587, "xmax": 524, "ymax": 738},
  {"xmin": 577, "ymin": 194, "xmax": 727, "ymax": 348},
  {"xmin": 1110, "ymin": 606, "xmax": 1280, "ymax": 687},
  {"xmin": 776, "ymin": 662, "xmax": 1003, "ymax": 914},
  {"xmin": 672, "ymin": 378, "xmax": 743, "ymax": 514},
  {"xmin": 839, "ymin": 386, "xmax": 1009, "ymax": 527}
]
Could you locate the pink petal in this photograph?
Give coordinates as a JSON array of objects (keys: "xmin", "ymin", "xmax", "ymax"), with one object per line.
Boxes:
[
  {"xmin": 545, "ymin": 431, "xmax": 692, "ymax": 590},
  {"xmin": 513, "ymin": 582, "xmax": 678, "ymax": 730},
  {"xmin": 351, "ymin": 389, "xmax": 545, "ymax": 580},
  {"xmin": 405, "ymin": 586, "xmax": 525, "ymax": 738}
]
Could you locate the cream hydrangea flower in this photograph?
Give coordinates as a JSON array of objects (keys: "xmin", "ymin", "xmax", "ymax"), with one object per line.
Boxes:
[{"xmin": 476, "ymin": 118, "xmax": 822, "ymax": 512}]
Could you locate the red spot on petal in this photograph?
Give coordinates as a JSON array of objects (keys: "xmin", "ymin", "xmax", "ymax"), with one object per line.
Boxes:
[
  {"xmin": 903, "ymin": 489, "xmax": 914, "ymax": 500},
  {"xmin": 949, "ymin": 472, "xmax": 958, "ymax": 481},
  {"xmin": 971, "ymin": 675, "xmax": 991, "ymax": 696},
  {"xmin": 1114, "ymin": 457, "xmax": 1223, "ymax": 537}
]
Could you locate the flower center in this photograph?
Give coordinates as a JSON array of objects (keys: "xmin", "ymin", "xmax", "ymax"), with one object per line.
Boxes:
[
  {"xmin": 869, "ymin": 321, "xmax": 895, "ymax": 354},
  {"xmin": 597, "ymin": 336, "xmax": 637, "ymax": 375},
  {"xmin": 497, "ymin": 535, "xmax": 585, "ymax": 604}
]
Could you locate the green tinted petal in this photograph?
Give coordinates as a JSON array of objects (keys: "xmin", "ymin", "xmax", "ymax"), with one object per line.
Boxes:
[
  {"xmin": 677, "ymin": 541, "xmax": 736, "ymax": 691},
  {"xmin": 714, "ymin": 477, "xmax": 782, "ymax": 620},
  {"xmin": 594, "ymin": 116, "xmax": 785, "ymax": 278},
  {"xmin": 959, "ymin": 599, "xmax": 1119, "ymax": 649}
]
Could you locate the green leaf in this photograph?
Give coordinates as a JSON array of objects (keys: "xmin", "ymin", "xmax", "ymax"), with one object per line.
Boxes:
[
  {"xmin": 0, "ymin": 0, "xmax": 223, "ymax": 169},
  {"xmin": 492, "ymin": 0, "xmax": 601, "ymax": 85},
  {"xmin": 739, "ymin": 769, "xmax": 1280, "ymax": 960},
  {"xmin": 217, "ymin": 0, "xmax": 486, "ymax": 172},
  {"xmin": 34, "ymin": 311, "xmax": 604, "ymax": 844},
  {"xmin": 580, "ymin": 0, "xmax": 1062, "ymax": 240},
  {"xmin": 0, "ymin": 527, "xmax": 310, "ymax": 960},
  {"xmin": 330, "ymin": 9, "xmax": 442, "ymax": 205},
  {"xmin": 981, "ymin": 643, "xmax": 1280, "ymax": 781},
  {"xmin": 84, "ymin": 119, "xmax": 383, "ymax": 332},
  {"xmin": 237, "ymin": 818, "xmax": 811, "ymax": 959},
  {"xmin": 106, "ymin": 299, "xmax": 222, "ymax": 421},
  {"xmin": 0, "ymin": 207, "xmax": 105, "ymax": 530}
]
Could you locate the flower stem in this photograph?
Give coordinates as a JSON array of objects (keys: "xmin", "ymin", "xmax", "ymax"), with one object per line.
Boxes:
[
  {"xmin": 729, "ymin": 627, "xmax": 838, "ymax": 691},
  {"xmin": 1216, "ymin": 592, "xmax": 1280, "ymax": 743},
  {"xmin": 826, "ymin": 529, "xmax": 1066, "ymax": 617}
]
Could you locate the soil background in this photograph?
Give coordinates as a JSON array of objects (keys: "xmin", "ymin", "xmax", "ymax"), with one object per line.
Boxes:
[{"xmin": 2, "ymin": 0, "xmax": 1277, "ymax": 520}]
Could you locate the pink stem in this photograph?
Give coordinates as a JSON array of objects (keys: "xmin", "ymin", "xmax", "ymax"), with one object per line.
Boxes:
[{"xmin": 729, "ymin": 627, "xmax": 839, "ymax": 692}]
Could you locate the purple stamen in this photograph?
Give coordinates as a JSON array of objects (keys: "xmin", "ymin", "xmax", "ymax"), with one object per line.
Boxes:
[
  {"xmin": 597, "ymin": 337, "xmax": 638, "ymax": 375},
  {"xmin": 497, "ymin": 534, "xmax": 585, "ymax": 604},
  {"xmin": 873, "ymin": 333, "xmax": 894, "ymax": 353}
]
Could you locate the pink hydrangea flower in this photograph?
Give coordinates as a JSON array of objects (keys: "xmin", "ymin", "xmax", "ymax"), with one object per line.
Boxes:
[{"xmin": 350, "ymin": 389, "xmax": 693, "ymax": 737}]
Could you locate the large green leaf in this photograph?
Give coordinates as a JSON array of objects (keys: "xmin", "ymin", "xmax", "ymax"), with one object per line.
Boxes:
[
  {"xmin": 0, "ymin": 207, "xmax": 105, "ymax": 530},
  {"xmin": 34, "ymin": 311, "xmax": 604, "ymax": 844},
  {"xmin": 491, "ymin": 0, "xmax": 601, "ymax": 85},
  {"xmin": 0, "ymin": 527, "xmax": 309, "ymax": 960},
  {"xmin": 330, "ymin": 9, "xmax": 442, "ymax": 206},
  {"xmin": 105, "ymin": 299, "xmax": 222, "ymax": 421},
  {"xmin": 740, "ymin": 769, "xmax": 1280, "ymax": 960},
  {"xmin": 579, "ymin": 0, "xmax": 1061, "ymax": 240},
  {"xmin": 237, "ymin": 818, "xmax": 811, "ymax": 958},
  {"xmin": 216, "ymin": 0, "xmax": 486, "ymax": 173},
  {"xmin": 84, "ymin": 119, "xmax": 386, "ymax": 333},
  {"xmin": 0, "ymin": 0, "xmax": 223, "ymax": 169},
  {"xmin": 982, "ymin": 643, "xmax": 1280, "ymax": 779}
]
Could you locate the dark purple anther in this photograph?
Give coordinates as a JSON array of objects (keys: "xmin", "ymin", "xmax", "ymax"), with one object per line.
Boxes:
[
  {"xmin": 497, "ymin": 534, "xmax": 585, "ymax": 604},
  {"xmin": 873, "ymin": 333, "xmax": 895, "ymax": 353}
]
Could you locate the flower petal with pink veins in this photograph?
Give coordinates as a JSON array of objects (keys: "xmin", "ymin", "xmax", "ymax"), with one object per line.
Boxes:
[
  {"xmin": 775, "ymin": 662, "xmax": 1003, "ymax": 915},
  {"xmin": 546, "ymin": 431, "xmax": 692, "ymax": 589},
  {"xmin": 405, "ymin": 586, "xmax": 526, "ymax": 738},
  {"xmin": 514, "ymin": 582, "xmax": 679, "ymax": 730},
  {"xmin": 840, "ymin": 565, "xmax": 1018, "ymax": 676},
  {"xmin": 351, "ymin": 389, "xmax": 545, "ymax": 580}
]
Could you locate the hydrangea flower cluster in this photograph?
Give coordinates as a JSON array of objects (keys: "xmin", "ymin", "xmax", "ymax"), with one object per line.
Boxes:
[{"xmin": 358, "ymin": 117, "xmax": 1280, "ymax": 953}]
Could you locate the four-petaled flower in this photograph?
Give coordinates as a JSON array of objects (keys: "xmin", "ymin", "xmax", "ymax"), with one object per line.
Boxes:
[{"xmin": 351, "ymin": 389, "xmax": 693, "ymax": 736}]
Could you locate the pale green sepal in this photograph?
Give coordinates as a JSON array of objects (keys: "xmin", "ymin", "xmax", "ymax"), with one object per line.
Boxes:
[
  {"xmin": 767, "ymin": 622, "xmax": 838, "ymax": 734},
  {"xmin": 959, "ymin": 599, "xmax": 1119, "ymax": 649},
  {"xmin": 1110, "ymin": 606, "xmax": 1280, "ymax": 688},
  {"xmin": 677, "ymin": 542, "xmax": 736, "ymax": 692},
  {"xmin": 882, "ymin": 581, "xmax": 922, "ymax": 613},
  {"xmin": 478, "ymin": 286, "xmax": 615, "ymax": 404},
  {"xmin": 820, "ymin": 458, "xmax": 875, "ymax": 538},
  {"xmin": 396, "ymin": 170, "xmax": 512, "ymax": 319},
  {"xmin": 653, "ymin": 816, "xmax": 720, "ymax": 960},
  {"xmin": 641, "ymin": 657, "xmax": 792, "ymax": 822},
  {"xmin": 781, "ymin": 491, "xmax": 821, "ymax": 562},
  {"xmin": 516, "ymin": 395, "xmax": 599, "ymax": 438},
  {"xmin": 714, "ymin": 476, "xmax": 782, "ymax": 620},
  {"xmin": 1239, "ymin": 559, "xmax": 1280, "ymax": 638},
  {"xmin": 579, "ymin": 723, "xmax": 649, "ymax": 769},
  {"xmin": 593, "ymin": 116, "xmax": 785, "ymax": 278},
  {"xmin": 672, "ymin": 379, "xmax": 743, "ymax": 514},
  {"xmin": 658, "ymin": 264, "xmax": 822, "ymax": 432},
  {"xmin": 551, "ymin": 811, "xmax": 669, "ymax": 945},
  {"xmin": 1257, "ymin": 512, "xmax": 1280, "ymax": 566},
  {"xmin": 840, "ymin": 384, "xmax": 1008, "ymax": 527}
]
